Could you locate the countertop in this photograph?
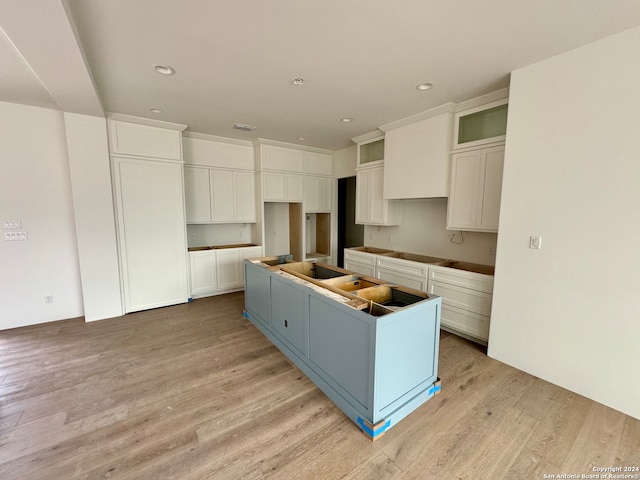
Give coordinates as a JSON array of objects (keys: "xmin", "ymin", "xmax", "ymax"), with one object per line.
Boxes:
[
  {"xmin": 188, "ymin": 243, "xmax": 258, "ymax": 252},
  {"xmin": 347, "ymin": 246, "xmax": 495, "ymax": 276}
]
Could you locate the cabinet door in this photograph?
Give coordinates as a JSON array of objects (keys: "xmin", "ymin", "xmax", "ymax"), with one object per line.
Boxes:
[
  {"xmin": 305, "ymin": 152, "xmax": 333, "ymax": 176},
  {"xmin": 317, "ymin": 177, "xmax": 333, "ymax": 213},
  {"xmin": 184, "ymin": 166, "xmax": 212, "ymax": 223},
  {"xmin": 355, "ymin": 170, "xmax": 370, "ymax": 224},
  {"xmin": 113, "ymin": 158, "xmax": 189, "ymax": 312},
  {"xmin": 271, "ymin": 276, "xmax": 307, "ymax": 355},
  {"xmin": 189, "ymin": 250, "xmax": 217, "ymax": 295},
  {"xmin": 263, "ymin": 172, "xmax": 285, "ymax": 201},
  {"xmin": 305, "ymin": 176, "xmax": 319, "ymax": 212},
  {"xmin": 447, "ymin": 151, "xmax": 481, "ymax": 230},
  {"xmin": 234, "ymin": 171, "xmax": 256, "ymax": 222},
  {"xmin": 210, "ymin": 169, "xmax": 235, "ymax": 222},
  {"xmin": 261, "ymin": 145, "xmax": 305, "ymax": 172},
  {"xmin": 476, "ymin": 146, "xmax": 505, "ymax": 231},
  {"xmin": 285, "ymin": 174, "xmax": 304, "ymax": 201},
  {"xmin": 369, "ymin": 167, "xmax": 386, "ymax": 224},
  {"xmin": 216, "ymin": 249, "xmax": 242, "ymax": 289}
]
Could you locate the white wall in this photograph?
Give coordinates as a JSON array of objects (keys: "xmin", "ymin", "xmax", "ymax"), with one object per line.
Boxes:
[
  {"xmin": 187, "ymin": 223, "xmax": 254, "ymax": 248},
  {"xmin": 333, "ymin": 145, "xmax": 357, "ymax": 179},
  {"xmin": 64, "ymin": 113, "xmax": 123, "ymax": 321},
  {"xmin": 0, "ymin": 102, "xmax": 83, "ymax": 329},
  {"xmin": 489, "ymin": 27, "xmax": 640, "ymax": 420},
  {"xmin": 365, "ymin": 198, "xmax": 498, "ymax": 265}
]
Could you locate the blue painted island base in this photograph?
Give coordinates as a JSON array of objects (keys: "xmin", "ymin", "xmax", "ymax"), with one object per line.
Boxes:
[{"xmin": 243, "ymin": 257, "xmax": 442, "ymax": 440}]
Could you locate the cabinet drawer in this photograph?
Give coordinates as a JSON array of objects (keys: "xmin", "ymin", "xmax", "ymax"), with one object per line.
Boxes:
[
  {"xmin": 376, "ymin": 256, "xmax": 429, "ymax": 278},
  {"xmin": 440, "ymin": 304, "xmax": 490, "ymax": 343},
  {"xmin": 428, "ymin": 265, "xmax": 493, "ymax": 293},
  {"xmin": 344, "ymin": 250, "xmax": 377, "ymax": 267},
  {"xmin": 344, "ymin": 260, "xmax": 376, "ymax": 277},
  {"xmin": 428, "ymin": 280, "xmax": 492, "ymax": 316},
  {"xmin": 376, "ymin": 267, "xmax": 426, "ymax": 292}
]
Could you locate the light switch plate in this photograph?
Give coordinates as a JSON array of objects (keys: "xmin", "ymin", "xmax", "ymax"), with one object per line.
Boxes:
[{"xmin": 529, "ymin": 236, "xmax": 542, "ymax": 249}]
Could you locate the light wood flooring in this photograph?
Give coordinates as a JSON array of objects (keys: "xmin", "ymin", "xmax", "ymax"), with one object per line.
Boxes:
[{"xmin": 1, "ymin": 292, "xmax": 638, "ymax": 479}]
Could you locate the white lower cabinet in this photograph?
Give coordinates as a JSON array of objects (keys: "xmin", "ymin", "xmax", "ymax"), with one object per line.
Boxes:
[
  {"xmin": 189, "ymin": 250, "xmax": 217, "ymax": 296},
  {"xmin": 343, "ymin": 249, "xmax": 378, "ymax": 277},
  {"xmin": 375, "ymin": 256, "xmax": 429, "ymax": 292},
  {"xmin": 189, "ymin": 246, "xmax": 262, "ymax": 298},
  {"xmin": 427, "ymin": 265, "xmax": 494, "ymax": 345}
]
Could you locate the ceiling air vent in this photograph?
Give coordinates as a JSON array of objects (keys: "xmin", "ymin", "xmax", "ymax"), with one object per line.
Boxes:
[{"xmin": 232, "ymin": 123, "xmax": 256, "ymax": 132}]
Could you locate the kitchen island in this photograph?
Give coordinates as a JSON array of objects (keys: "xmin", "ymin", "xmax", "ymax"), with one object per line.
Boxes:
[{"xmin": 243, "ymin": 256, "xmax": 441, "ymax": 440}]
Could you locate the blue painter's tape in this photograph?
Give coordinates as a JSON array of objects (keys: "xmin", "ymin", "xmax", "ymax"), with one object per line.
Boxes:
[
  {"xmin": 357, "ymin": 417, "xmax": 391, "ymax": 439},
  {"xmin": 428, "ymin": 383, "xmax": 442, "ymax": 396},
  {"xmin": 242, "ymin": 311, "xmax": 250, "ymax": 320}
]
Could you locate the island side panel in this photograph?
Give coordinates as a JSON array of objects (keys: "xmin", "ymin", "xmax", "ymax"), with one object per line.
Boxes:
[
  {"xmin": 308, "ymin": 295, "xmax": 373, "ymax": 414},
  {"xmin": 372, "ymin": 298, "xmax": 441, "ymax": 423}
]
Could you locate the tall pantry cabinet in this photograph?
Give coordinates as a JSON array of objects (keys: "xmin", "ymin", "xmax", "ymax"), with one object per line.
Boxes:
[{"xmin": 108, "ymin": 118, "xmax": 189, "ymax": 313}]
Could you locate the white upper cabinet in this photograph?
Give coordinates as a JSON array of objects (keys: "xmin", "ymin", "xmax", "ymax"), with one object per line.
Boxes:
[
  {"xmin": 109, "ymin": 120, "xmax": 183, "ymax": 161},
  {"xmin": 453, "ymin": 99, "xmax": 508, "ymax": 150},
  {"xmin": 184, "ymin": 166, "xmax": 212, "ymax": 222},
  {"xmin": 356, "ymin": 166, "xmax": 400, "ymax": 225},
  {"xmin": 447, "ymin": 145, "xmax": 504, "ymax": 232},
  {"xmin": 257, "ymin": 144, "xmax": 305, "ymax": 173},
  {"xmin": 184, "ymin": 165, "xmax": 255, "ymax": 223},
  {"xmin": 356, "ymin": 136, "xmax": 385, "ymax": 168},
  {"xmin": 262, "ymin": 172, "xmax": 304, "ymax": 202},
  {"xmin": 383, "ymin": 112, "xmax": 453, "ymax": 199},
  {"xmin": 305, "ymin": 176, "xmax": 333, "ymax": 213},
  {"xmin": 182, "ymin": 134, "xmax": 253, "ymax": 170},
  {"xmin": 304, "ymin": 152, "xmax": 333, "ymax": 176}
]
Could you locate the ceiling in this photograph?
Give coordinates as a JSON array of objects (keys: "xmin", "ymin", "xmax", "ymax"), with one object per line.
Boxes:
[{"xmin": 1, "ymin": 1, "xmax": 639, "ymax": 151}]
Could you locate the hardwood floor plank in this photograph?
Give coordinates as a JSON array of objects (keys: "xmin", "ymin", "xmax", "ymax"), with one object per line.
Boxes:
[
  {"xmin": 561, "ymin": 402, "xmax": 627, "ymax": 472},
  {"xmin": 0, "ymin": 292, "xmax": 638, "ymax": 479}
]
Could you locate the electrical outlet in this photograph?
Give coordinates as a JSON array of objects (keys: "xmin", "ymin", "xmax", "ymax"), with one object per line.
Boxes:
[
  {"xmin": 44, "ymin": 294, "xmax": 54, "ymax": 304},
  {"xmin": 388, "ymin": 235, "xmax": 393, "ymax": 243},
  {"xmin": 488, "ymin": 247, "xmax": 495, "ymax": 256}
]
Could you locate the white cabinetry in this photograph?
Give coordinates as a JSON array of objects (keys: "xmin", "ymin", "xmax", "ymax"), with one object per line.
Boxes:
[
  {"xmin": 189, "ymin": 250, "xmax": 217, "ymax": 296},
  {"xmin": 356, "ymin": 166, "xmax": 400, "ymax": 225},
  {"xmin": 447, "ymin": 145, "xmax": 504, "ymax": 232},
  {"xmin": 305, "ymin": 152, "xmax": 333, "ymax": 176},
  {"xmin": 184, "ymin": 166, "xmax": 256, "ymax": 223},
  {"xmin": 262, "ymin": 172, "xmax": 304, "ymax": 202},
  {"xmin": 109, "ymin": 120, "xmax": 182, "ymax": 161},
  {"xmin": 112, "ymin": 158, "xmax": 189, "ymax": 313},
  {"xmin": 305, "ymin": 176, "xmax": 332, "ymax": 213},
  {"xmin": 110, "ymin": 120, "xmax": 189, "ymax": 314},
  {"xmin": 258, "ymin": 145, "xmax": 305, "ymax": 173},
  {"xmin": 375, "ymin": 256, "xmax": 429, "ymax": 292},
  {"xmin": 382, "ymin": 112, "xmax": 453, "ymax": 199},
  {"xmin": 427, "ymin": 265, "xmax": 494, "ymax": 344},
  {"xmin": 343, "ymin": 249, "xmax": 379, "ymax": 277},
  {"xmin": 189, "ymin": 245, "xmax": 262, "ymax": 298}
]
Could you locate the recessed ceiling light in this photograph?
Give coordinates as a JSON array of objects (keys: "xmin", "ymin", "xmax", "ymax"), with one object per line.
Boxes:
[
  {"xmin": 153, "ymin": 64, "xmax": 175, "ymax": 75},
  {"xmin": 340, "ymin": 117, "xmax": 353, "ymax": 123},
  {"xmin": 149, "ymin": 108, "xmax": 163, "ymax": 114},
  {"xmin": 298, "ymin": 137, "xmax": 305, "ymax": 141},
  {"xmin": 416, "ymin": 82, "xmax": 433, "ymax": 91},
  {"xmin": 233, "ymin": 123, "xmax": 256, "ymax": 132},
  {"xmin": 291, "ymin": 78, "xmax": 304, "ymax": 85}
]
